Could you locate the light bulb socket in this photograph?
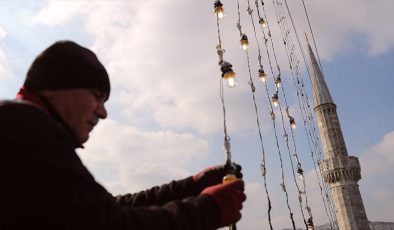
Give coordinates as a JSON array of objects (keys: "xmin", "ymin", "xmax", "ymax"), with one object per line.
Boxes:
[
  {"xmin": 240, "ymin": 34, "xmax": 249, "ymax": 50},
  {"xmin": 289, "ymin": 117, "xmax": 296, "ymax": 128},
  {"xmin": 307, "ymin": 218, "xmax": 314, "ymax": 230},
  {"xmin": 297, "ymin": 167, "xmax": 304, "ymax": 175},
  {"xmin": 272, "ymin": 92, "xmax": 279, "ymax": 106},
  {"xmin": 214, "ymin": 0, "xmax": 223, "ymax": 8},
  {"xmin": 214, "ymin": 0, "xmax": 224, "ymax": 17},
  {"xmin": 258, "ymin": 67, "xmax": 267, "ymax": 81},
  {"xmin": 259, "ymin": 18, "xmax": 267, "ymax": 27},
  {"xmin": 221, "ymin": 61, "xmax": 235, "ymax": 79},
  {"xmin": 275, "ymin": 76, "xmax": 282, "ymax": 87}
]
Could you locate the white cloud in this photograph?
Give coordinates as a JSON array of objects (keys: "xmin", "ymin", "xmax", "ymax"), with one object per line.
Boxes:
[
  {"xmin": 78, "ymin": 119, "xmax": 211, "ymax": 194},
  {"xmin": 360, "ymin": 131, "xmax": 394, "ymax": 176},
  {"xmin": 290, "ymin": 0, "xmax": 394, "ymax": 58},
  {"xmin": 0, "ymin": 26, "xmax": 9, "ymax": 79},
  {"xmin": 30, "ymin": 0, "xmax": 394, "ymax": 226},
  {"xmin": 0, "ymin": 27, "xmax": 6, "ymax": 40},
  {"xmin": 357, "ymin": 131, "xmax": 394, "ymax": 222},
  {"xmin": 372, "ymin": 189, "xmax": 393, "ymax": 203},
  {"xmin": 0, "ymin": 48, "xmax": 6, "ymax": 75},
  {"xmin": 31, "ymin": 0, "xmax": 276, "ymax": 135},
  {"xmin": 366, "ymin": 187, "xmax": 394, "ymax": 221},
  {"xmin": 32, "ymin": 1, "xmax": 86, "ymax": 26},
  {"xmin": 30, "ymin": 0, "xmax": 394, "ymax": 136}
]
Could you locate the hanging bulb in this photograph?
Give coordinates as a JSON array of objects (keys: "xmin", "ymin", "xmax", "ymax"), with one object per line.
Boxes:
[
  {"xmin": 240, "ymin": 34, "xmax": 249, "ymax": 50},
  {"xmin": 259, "ymin": 18, "xmax": 267, "ymax": 27},
  {"xmin": 280, "ymin": 183, "xmax": 286, "ymax": 192},
  {"xmin": 297, "ymin": 167, "xmax": 304, "ymax": 180},
  {"xmin": 214, "ymin": 0, "xmax": 224, "ymax": 19},
  {"xmin": 258, "ymin": 67, "xmax": 267, "ymax": 82},
  {"xmin": 272, "ymin": 92, "xmax": 279, "ymax": 107},
  {"xmin": 261, "ymin": 164, "xmax": 266, "ymax": 176},
  {"xmin": 221, "ymin": 61, "xmax": 237, "ymax": 88},
  {"xmin": 306, "ymin": 218, "xmax": 314, "ymax": 230},
  {"xmin": 275, "ymin": 75, "xmax": 282, "ymax": 88},
  {"xmin": 289, "ymin": 116, "xmax": 296, "ymax": 129}
]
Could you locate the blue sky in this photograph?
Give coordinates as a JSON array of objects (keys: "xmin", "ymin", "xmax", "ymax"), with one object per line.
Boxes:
[{"xmin": 0, "ymin": 0, "xmax": 393, "ymax": 229}]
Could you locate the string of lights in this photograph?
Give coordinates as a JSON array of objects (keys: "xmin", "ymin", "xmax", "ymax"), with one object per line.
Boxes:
[
  {"xmin": 213, "ymin": 0, "xmax": 238, "ymax": 171},
  {"xmin": 233, "ymin": 0, "xmax": 276, "ymax": 228},
  {"xmin": 276, "ymin": 9, "xmax": 333, "ymax": 230},
  {"xmin": 211, "ymin": 0, "xmax": 343, "ymax": 228},
  {"xmin": 213, "ymin": 2, "xmax": 241, "ymax": 230},
  {"xmin": 234, "ymin": 1, "xmax": 299, "ymax": 228},
  {"xmin": 253, "ymin": 0, "xmax": 317, "ymax": 228},
  {"xmin": 300, "ymin": 0, "xmax": 324, "ymax": 74},
  {"xmin": 270, "ymin": 0, "xmax": 339, "ymax": 228},
  {"xmin": 280, "ymin": 1, "xmax": 340, "ymax": 227}
]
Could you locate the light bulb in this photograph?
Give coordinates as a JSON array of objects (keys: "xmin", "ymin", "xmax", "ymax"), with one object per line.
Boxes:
[
  {"xmin": 240, "ymin": 34, "xmax": 249, "ymax": 50},
  {"xmin": 258, "ymin": 67, "xmax": 267, "ymax": 82},
  {"xmin": 272, "ymin": 92, "xmax": 279, "ymax": 107},
  {"xmin": 290, "ymin": 117, "xmax": 296, "ymax": 129},
  {"xmin": 261, "ymin": 164, "xmax": 266, "ymax": 176},
  {"xmin": 297, "ymin": 167, "xmax": 304, "ymax": 180},
  {"xmin": 217, "ymin": 9, "xmax": 224, "ymax": 19},
  {"xmin": 275, "ymin": 76, "xmax": 282, "ymax": 88},
  {"xmin": 226, "ymin": 75, "xmax": 237, "ymax": 88},
  {"xmin": 214, "ymin": 1, "xmax": 224, "ymax": 19},
  {"xmin": 259, "ymin": 18, "xmax": 267, "ymax": 27},
  {"xmin": 307, "ymin": 218, "xmax": 314, "ymax": 230},
  {"xmin": 221, "ymin": 61, "xmax": 237, "ymax": 88}
]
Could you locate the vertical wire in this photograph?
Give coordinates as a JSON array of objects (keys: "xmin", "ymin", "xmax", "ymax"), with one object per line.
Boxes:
[
  {"xmin": 281, "ymin": 1, "xmax": 340, "ymax": 226},
  {"xmin": 245, "ymin": 4, "xmax": 297, "ymax": 229},
  {"xmin": 214, "ymin": 1, "xmax": 233, "ymax": 165},
  {"xmin": 300, "ymin": 0, "xmax": 324, "ymax": 74},
  {"xmin": 270, "ymin": 0, "xmax": 338, "ymax": 226},
  {"xmin": 236, "ymin": 0, "xmax": 274, "ymax": 228},
  {"xmin": 254, "ymin": 0, "xmax": 315, "ymax": 228}
]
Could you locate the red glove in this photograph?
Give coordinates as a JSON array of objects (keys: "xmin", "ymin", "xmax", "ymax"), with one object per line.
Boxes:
[
  {"xmin": 193, "ymin": 162, "xmax": 242, "ymax": 191},
  {"xmin": 201, "ymin": 179, "xmax": 246, "ymax": 227}
]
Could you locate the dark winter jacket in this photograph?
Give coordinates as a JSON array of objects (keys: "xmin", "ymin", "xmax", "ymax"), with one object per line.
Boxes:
[{"xmin": 0, "ymin": 99, "xmax": 221, "ymax": 230}]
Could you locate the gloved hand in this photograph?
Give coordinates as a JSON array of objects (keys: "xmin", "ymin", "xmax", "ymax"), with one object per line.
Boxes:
[
  {"xmin": 201, "ymin": 179, "xmax": 246, "ymax": 227},
  {"xmin": 193, "ymin": 162, "xmax": 242, "ymax": 191}
]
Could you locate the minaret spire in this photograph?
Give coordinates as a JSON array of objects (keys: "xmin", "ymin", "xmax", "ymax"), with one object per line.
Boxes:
[
  {"xmin": 307, "ymin": 38, "xmax": 333, "ymax": 107},
  {"xmin": 307, "ymin": 38, "xmax": 370, "ymax": 230}
]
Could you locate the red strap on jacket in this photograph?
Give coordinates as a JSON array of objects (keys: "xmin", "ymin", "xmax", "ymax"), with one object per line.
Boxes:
[{"xmin": 16, "ymin": 87, "xmax": 49, "ymax": 114}]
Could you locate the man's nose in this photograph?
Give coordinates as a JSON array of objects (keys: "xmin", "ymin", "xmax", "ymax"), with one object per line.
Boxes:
[{"xmin": 96, "ymin": 103, "xmax": 107, "ymax": 119}]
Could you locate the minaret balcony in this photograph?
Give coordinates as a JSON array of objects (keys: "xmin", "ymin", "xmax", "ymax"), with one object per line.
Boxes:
[{"xmin": 320, "ymin": 156, "xmax": 361, "ymax": 183}]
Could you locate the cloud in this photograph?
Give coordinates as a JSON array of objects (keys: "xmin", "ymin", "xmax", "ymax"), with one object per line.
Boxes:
[
  {"xmin": 358, "ymin": 131, "xmax": 394, "ymax": 222},
  {"xmin": 0, "ymin": 49, "xmax": 6, "ymax": 76},
  {"xmin": 0, "ymin": 26, "xmax": 9, "ymax": 79},
  {"xmin": 78, "ymin": 119, "xmax": 211, "ymax": 194},
  {"xmin": 30, "ymin": 0, "xmax": 394, "ymax": 226},
  {"xmin": 360, "ymin": 131, "xmax": 394, "ymax": 176},
  {"xmin": 32, "ymin": 1, "xmax": 87, "ymax": 26},
  {"xmin": 289, "ymin": 0, "xmax": 394, "ymax": 58},
  {"xmin": 30, "ymin": 1, "xmax": 279, "ymax": 135},
  {"xmin": 0, "ymin": 27, "xmax": 6, "ymax": 40},
  {"xmin": 30, "ymin": 0, "xmax": 394, "ymax": 136},
  {"xmin": 366, "ymin": 187, "xmax": 394, "ymax": 221}
]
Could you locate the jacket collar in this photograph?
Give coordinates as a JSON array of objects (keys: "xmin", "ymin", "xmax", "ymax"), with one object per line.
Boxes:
[
  {"xmin": 16, "ymin": 87, "xmax": 50, "ymax": 114},
  {"xmin": 16, "ymin": 87, "xmax": 83, "ymax": 149}
]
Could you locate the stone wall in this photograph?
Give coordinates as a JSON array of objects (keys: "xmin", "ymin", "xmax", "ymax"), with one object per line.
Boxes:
[
  {"xmin": 370, "ymin": 222, "xmax": 394, "ymax": 230},
  {"xmin": 282, "ymin": 221, "xmax": 394, "ymax": 230}
]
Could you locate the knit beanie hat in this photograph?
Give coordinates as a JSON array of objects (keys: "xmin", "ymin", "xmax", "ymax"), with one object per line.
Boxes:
[{"xmin": 24, "ymin": 40, "xmax": 110, "ymax": 100}]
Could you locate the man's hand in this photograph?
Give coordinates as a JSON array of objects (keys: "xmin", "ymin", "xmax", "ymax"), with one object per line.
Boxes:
[
  {"xmin": 201, "ymin": 179, "xmax": 246, "ymax": 227},
  {"xmin": 193, "ymin": 162, "xmax": 242, "ymax": 191}
]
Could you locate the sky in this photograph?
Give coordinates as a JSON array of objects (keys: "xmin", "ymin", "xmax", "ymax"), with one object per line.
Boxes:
[{"xmin": 0, "ymin": 0, "xmax": 393, "ymax": 229}]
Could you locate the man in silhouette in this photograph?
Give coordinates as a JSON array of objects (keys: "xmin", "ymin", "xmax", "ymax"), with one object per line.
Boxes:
[{"xmin": 0, "ymin": 40, "xmax": 246, "ymax": 230}]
